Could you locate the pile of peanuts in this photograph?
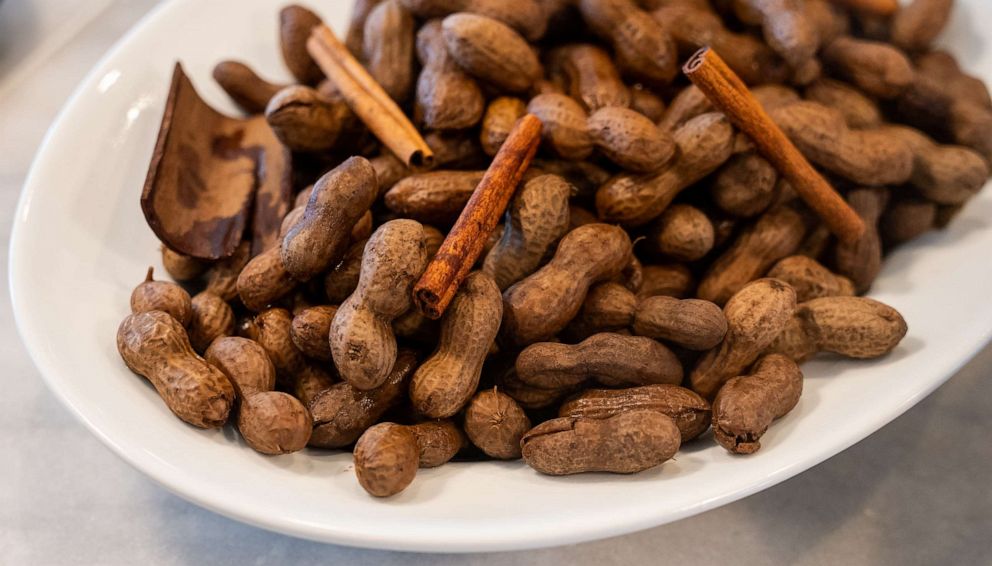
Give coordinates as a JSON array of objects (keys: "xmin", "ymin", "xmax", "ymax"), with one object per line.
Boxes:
[{"xmin": 118, "ymin": 0, "xmax": 990, "ymax": 497}]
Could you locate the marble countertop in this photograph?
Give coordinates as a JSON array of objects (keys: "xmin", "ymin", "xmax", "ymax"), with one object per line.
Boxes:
[{"xmin": 1, "ymin": 1, "xmax": 989, "ymax": 564}]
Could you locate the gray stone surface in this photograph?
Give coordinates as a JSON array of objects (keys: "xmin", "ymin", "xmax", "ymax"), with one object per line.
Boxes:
[{"xmin": 1, "ymin": 1, "xmax": 990, "ymax": 564}]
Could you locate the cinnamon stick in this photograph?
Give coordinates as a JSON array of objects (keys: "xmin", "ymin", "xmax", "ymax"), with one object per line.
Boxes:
[
  {"xmin": 307, "ymin": 25, "xmax": 434, "ymax": 169},
  {"xmin": 413, "ymin": 115, "xmax": 542, "ymax": 319},
  {"xmin": 683, "ymin": 48, "xmax": 865, "ymax": 244},
  {"xmin": 828, "ymin": 0, "xmax": 899, "ymax": 16}
]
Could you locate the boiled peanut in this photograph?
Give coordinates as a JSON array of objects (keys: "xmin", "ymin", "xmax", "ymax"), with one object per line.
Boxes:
[
  {"xmin": 441, "ymin": 13, "xmax": 541, "ymax": 93},
  {"xmin": 290, "ymin": 305, "xmax": 338, "ymax": 362},
  {"xmin": 463, "ymin": 388, "xmax": 531, "ymax": 459},
  {"xmin": 131, "ymin": 267, "xmax": 192, "ymax": 327},
  {"xmin": 188, "ymin": 291, "xmax": 234, "ymax": 353},
  {"xmin": 415, "ymin": 19, "xmax": 485, "ymax": 130},
  {"xmin": 559, "ymin": 384, "xmax": 711, "ymax": 442},
  {"xmin": 633, "ymin": 296, "xmax": 727, "ymax": 350},
  {"xmin": 766, "ymin": 256, "xmax": 854, "ymax": 302}
]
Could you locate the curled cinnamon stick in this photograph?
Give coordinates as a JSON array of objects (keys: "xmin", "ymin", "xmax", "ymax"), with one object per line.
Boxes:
[
  {"xmin": 684, "ymin": 48, "xmax": 865, "ymax": 244},
  {"xmin": 307, "ymin": 24, "xmax": 433, "ymax": 168},
  {"xmin": 413, "ymin": 115, "xmax": 542, "ymax": 319},
  {"xmin": 828, "ymin": 0, "xmax": 899, "ymax": 16}
]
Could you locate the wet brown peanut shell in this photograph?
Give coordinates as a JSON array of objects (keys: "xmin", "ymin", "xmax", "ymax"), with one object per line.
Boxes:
[
  {"xmin": 415, "ymin": 19, "xmax": 485, "ymax": 130},
  {"xmin": 265, "ymin": 85, "xmax": 352, "ymax": 153},
  {"xmin": 629, "ymin": 87, "xmax": 666, "ymax": 122},
  {"xmin": 409, "ymin": 420, "xmax": 466, "ymax": 468},
  {"xmin": 482, "ymin": 174, "xmax": 572, "ymax": 290},
  {"xmin": 279, "ymin": 5, "xmax": 324, "ymax": 84},
  {"xmin": 891, "ymin": 0, "xmax": 954, "ymax": 53},
  {"xmin": 480, "ymin": 97, "xmax": 526, "ymax": 156},
  {"xmin": 212, "ymin": 60, "xmax": 286, "ymax": 115},
  {"xmin": 804, "ymin": 79, "xmax": 882, "ymax": 130},
  {"xmin": 648, "ymin": 204, "xmax": 715, "ymax": 262},
  {"xmin": 516, "ymin": 332, "xmax": 683, "ymax": 389},
  {"xmin": 881, "ymin": 198, "xmax": 937, "ymax": 247},
  {"xmin": 464, "ymin": 388, "xmax": 531, "ymax": 459},
  {"xmin": 281, "ymin": 157, "xmax": 379, "ymax": 281},
  {"xmin": 354, "ymin": 423, "xmax": 420, "ymax": 497},
  {"xmin": 289, "ymin": 363, "xmax": 336, "ymax": 407},
  {"xmin": 821, "ymin": 37, "xmax": 914, "ymax": 99},
  {"xmin": 410, "ymin": 272, "xmax": 503, "ymax": 418},
  {"xmin": 577, "ymin": 0, "xmax": 678, "ymax": 84},
  {"xmin": 769, "ymin": 101, "xmax": 914, "ymax": 187},
  {"xmin": 161, "ymin": 246, "xmax": 209, "ymax": 282},
  {"xmin": 253, "ymin": 308, "xmax": 305, "ymax": 384},
  {"xmin": 563, "ymin": 282, "xmax": 637, "ymax": 341},
  {"xmin": 638, "ymin": 263, "xmax": 694, "ymax": 300},
  {"xmin": 204, "ymin": 240, "xmax": 250, "ymax": 302},
  {"xmin": 697, "ymin": 205, "xmax": 807, "ymax": 306},
  {"xmin": 709, "ymin": 153, "xmax": 779, "ymax": 218},
  {"xmin": 309, "ymin": 349, "xmax": 417, "ymax": 448},
  {"xmin": 363, "ymin": 0, "xmax": 415, "ymax": 102},
  {"xmin": 131, "ymin": 267, "xmax": 192, "ymax": 327},
  {"xmin": 767, "ymin": 256, "xmax": 854, "ymax": 303},
  {"xmin": 237, "ymin": 246, "xmax": 297, "ymax": 312},
  {"xmin": 712, "ymin": 354, "xmax": 803, "ymax": 455},
  {"xmin": 205, "ymin": 337, "xmax": 310, "ymax": 455},
  {"xmin": 766, "ymin": 296, "xmax": 908, "ymax": 362},
  {"xmin": 731, "ymin": 0, "xmax": 818, "ymax": 68},
  {"xmin": 559, "ymin": 384, "xmax": 711, "ymax": 442},
  {"xmin": 324, "ymin": 239, "xmax": 367, "ymax": 304},
  {"xmin": 690, "ymin": 278, "xmax": 797, "ymax": 400},
  {"xmin": 880, "ymin": 125, "xmax": 990, "ymax": 206},
  {"xmin": 188, "ymin": 291, "xmax": 234, "ymax": 353},
  {"xmin": 384, "ymin": 170, "xmax": 486, "ymax": 226},
  {"xmin": 290, "ymin": 305, "xmax": 338, "ymax": 362},
  {"xmin": 441, "ymin": 13, "xmax": 541, "ymax": 93},
  {"xmin": 546, "ymin": 44, "xmax": 630, "ymax": 111},
  {"xmin": 596, "ymin": 112, "xmax": 735, "ymax": 226},
  {"xmin": 521, "ymin": 410, "xmax": 681, "ymax": 475},
  {"xmin": 400, "ymin": 0, "xmax": 547, "ymax": 41},
  {"xmin": 330, "ymin": 220, "xmax": 428, "ymax": 390},
  {"xmin": 117, "ymin": 310, "xmax": 234, "ymax": 428},
  {"xmin": 833, "ymin": 188, "xmax": 887, "ymax": 293},
  {"xmin": 501, "ymin": 224, "xmax": 632, "ymax": 347},
  {"xmin": 633, "ymin": 296, "xmax": 727, "ymax": 351},
  {"xmin": 345, "ymin": 0, "xmax": 384, "ymax": 55}
]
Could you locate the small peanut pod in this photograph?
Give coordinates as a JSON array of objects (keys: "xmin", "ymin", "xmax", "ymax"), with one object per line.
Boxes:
[
  {"xmin": 253, "ymin": 308, "xmax": 306, "ymax": 386},
  {"xmin": 480, "ymin": 97, "xmax": 527, "ymax": 156},
  {"xmin": 279, "ymin": 5, "xmax": 323, "ymax": 84},
  {"xmin": 577, "ymin": 0, "xmax": 678, "ymax": 85},
  {"xmin": 881, "ymin": 198, "xmax": 937, "ymax": 247},
  {"xmin": 731, "ymin": 0, "xmax": 818, "ymax": 68},
  {"xmin": 648, "ymin": 204, "xmax": 715, "ymax": 262},
  {"xmin": 879, "ymin": 125, "xmax": 990, "ymax": 206},
  {"xmin": 290, "ymin": 305, "xmax": 338, "ymax": 362},
  {"xmin": 331, "ymin": 220, "xmax": 428, "ymax": 390},
  {"xmin": 629, "ymin": 87, "xmax": 666, "ymax": 122},
  {"xmin": 415, "ymin": 20, "xmax": 485, "ymax": 130},
  {"xmin": 766, "ymin": 296, "xmax": 908, "ymax": 362},
  {"xmin": 633, "ymin": 296, "xmax": 727, "ymax": 351},
  {"xmin": 766, "ymin": 256, "xmax": 854, "ymax": 302},
  {"xmin": 803, "ymin": 79, "xmax": 882, "ymax": 130},
  {"xmin": 205, "ymin": 337, "xmax": 311, "ymax": 455},
  {"xmin": 546, "ymin": 44, "xmax": 630, "ymax": 111},
  {"xmin": 204, "ymin": 240, "xmax": 250, "ymax": 302},
  {"xmin": 161, "ymin": 246, "xmax": 209, "ymax": 282},
  {"xmin": 354, "ymin": 420, "xmax": 465, "ymax": 497},
  {"xmin": 212, "ymin": 61, "xmax": 286, "ymax": 115},
  {"xmin": 769, "ymin": 101, "xmax": 914, "ymax": 187},
  {"xmin": 237, "ymin": 246, "xmax": 297, "ymax": 312},
  {"xmin": 709, "ymin": 153, "xmax": 779, "ymax": 218},
  {"xmin": 712, "ymin": 354, "xmax": 803, "ymax": 455},
  {"xmin": 639, "ymin": 263, "xmax": 694, "ymax": 300},
  {"xmin": 690, "ymin": 278, "xmax": 797, "ymax": 400},
  {"xmin": 517, "ymin": 333, "xmax": 683, "ymax": 390},
  {"xmin": 596, "ymin": 112, "xmax": 735, "ymax": 226},
  {"xmin": 265, "ymin": 86, "xmax": 353, "ymax": 153},
  {"xmin": 891, "ymin": 0, "xmax": 953, "ymax": 53},
  {"xmin": 483, "ymin": 174, "xmax": 572, "ymax": 290},
  {"xmin": 653, "ymin": 2, "xmax": 786, "ymax": 86},
  {"xmin": 441, "ymin": 13, "xmax": 541, "ymax": 93},
  {"xmin": 821, "ymin": 37, "xmax": 914, "ymax": 100},
  {"xmin": 323, "ymin": 239, "xmax": 367, "ymax": 304},
  {"xmin": 346, "ymin": 0, "xmax": 385, "ymax": 55},
  {"xmin": 521, "ymin": 410, "xmax": 681, "ymax": 475},
  {"xmin": 117, "ymin": 311, "xmax": 235, "ymax": 428},
  {"xmin": 527, "ymin": 94, "xmax": 676, "ymax": 173},
  {"xmin": 282, "ymin": 157, "xmax": 378, "ymax": 281},
  {"xmin": 501, "ymin": 224, "xmax": 632, "ymax": 347},
  {"xmin": 697, "ymin": 206, "xmax": 807, "ymax": 306},
  {"xmin": 658, "ymin": 85, "xmax": 711, "ymax": 131},
  {"xmin": 131, "ymin": 267, "xmax": 192, "ymax": 327},
  {"xmin": 292, "ymin": 364, "xmax": 336, "ymax": 407},
  {"xmin": 563, "ymin": 282, "xmax": 637, "ymax": 341},
  {"xmin": 464, "ymin": 388, "xmax": 531, "ymax": 459},
  {"xmin": 400, "ymin": 0, "xmax": 547, "ymax": 41},
  {"xmin": 309, "ymin": 349, "xmax": 417, "ymax": 448},
  {"xmin": 188, "ymin": 291, "xmax": 234, "ymax": 353},
  {"xmin": 384, "ymin": 170, "xmax": 486, "ymax": 226},
  {"xmin": 496, "ymin": 366, "xmax": 577, "ymax": 410},
  {"xmin": 410, "ymin": 272, "xmax": 503, "ymax": 418},
  {"xmin": 833, "ymin": 188, "xmax": 887, "ymax": 293},
  {"xmin": 559, "ymin": 384, "xmax": 711, "ymax": 442},
  {"xmin": 915, "ymin": 51, "xmax": 992, "ymax": 110},
  {"xmin": 363, "ymin": 0, "xmax": 415, "ymax": 102}
]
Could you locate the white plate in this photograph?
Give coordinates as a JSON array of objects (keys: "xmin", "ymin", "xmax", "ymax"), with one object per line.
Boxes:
[{"xmin": 10, "ymin": 0, "xmax": 992, "ymax": 553}]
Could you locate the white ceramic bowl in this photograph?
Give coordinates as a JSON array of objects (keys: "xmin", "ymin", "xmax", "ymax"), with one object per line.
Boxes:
[{"xmin": 10, "ymin": 0, "xmax": 992, "ymax": 553}]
